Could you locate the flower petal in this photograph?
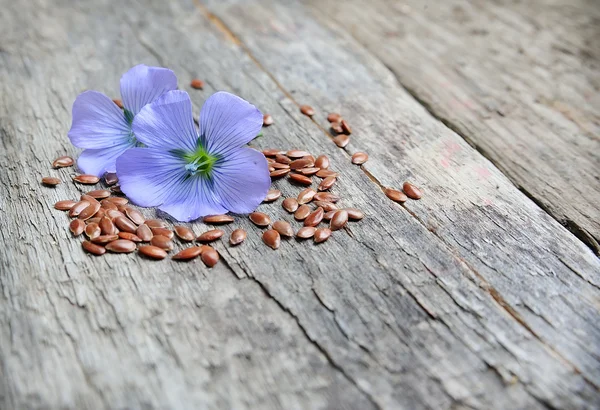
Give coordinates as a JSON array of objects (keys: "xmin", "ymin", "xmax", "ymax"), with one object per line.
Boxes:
[
  {"xmin": 132, "ymin": 90, "xmax": 198, "ymax": 151},
  {"xmin": 68, "ymin": 91, "xmax": 131, "ymax": 149},
  {"xmin": 212, "ymin": 147, "xmax": 271, "ymax": 214},
  {"xmin": 158, "ymin": 178, "xmax": 228, "ymax": 222},
  {"xmin": 120, "ymin": 65, "xmax": 177, "ymax": 116},
  {"xmin": 77, "ymin": 141, "xmax": 136, "ymax": 177},
  {"xmin": 199, "ymin": 91, "xmax": 263, "ymax": 155}
]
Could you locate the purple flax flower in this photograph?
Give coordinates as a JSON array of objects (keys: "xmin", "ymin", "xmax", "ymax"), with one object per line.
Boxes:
[
  {"xmin": 116, "ymin": 90, "xmax": 270, "ymax": 222},
  {"xmin": 68, "ymin": 65, "xmax": 177, "ymax": 176}
]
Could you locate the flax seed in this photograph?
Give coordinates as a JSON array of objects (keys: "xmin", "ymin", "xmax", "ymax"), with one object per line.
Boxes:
[
  {"xmin": 203, "ymin": 214, "xmax": 235, "ymax": 224},
  {"xmin": 113, "ymin": 99, "xmax": 123, "ymax": 108},
  {"xmin": 300, "ymin": 105, "xmax": 315, "ymax": 117},
  {"xmin": 318, "ymin": 176, "xmax": 336, "ymax": 191},
  {"xmin": 345, "ymin": 208, "xmax": 364, "ymax": 220},
  {"xmin": 41, "ymin": 177, "xmax": 61, "ymax": 186},
  {"xmin": 331, "ymin": 122, "xmax": 343, "ymax": 134},
  {"xmin": 282, "ymin": 198, "xmax": 299, "ymax": 213},
  {"xmin": 275, "ymin": 154, "xmax": 291, "ymax": 164},
  {"xmin": 327, "ymin": 113, "xmax": 341, "ymax": 123},
  {"xmin": 289, "ymin": 158, "xmax": 314, "ymax": 170},
  {"xmin": 269, "ymin": 166, "xmax": 275, "ymax": 172},
  {"xmin": 100, "ymin": 199, "xmax": 118, "ymax": 211},
  {"xmin": 351, "ymin": 152, "xmax": 368, "ymax": 165},
  {"xmin": 263, "ymin": 114, "xmax": 274, "ymax": 126},
  {"xmin": 333, "ymin": 134, "xmax": 349, "ymax": 148},
  {"xmin": 87, "ymin": 217, "xmax": 102, "ymax": 225},
  {"xmin": 139, "ymin": 245, "xmax": 167, "ymax": 260},
  {"xmin": 136, "ymin": 224, "xmax": 153, "ymax": 242},
  {"xmin": 190, "ymin": 79, "xmax": 204, "ymax": 89},
  {"xmin": 385, "ymin": 188, "xmax": 407, "ymax": 203},
  {"xmin": 201, "ymin": 248, "xmax": 219, "ymax": 267},
  {"xmin": 145, "ymin": 219, "xmax": 167, "ymax": 228},
  {"xmin": 104, "ymin": 172, "xmax": 118, "ymax": 186},
  {"xmin": 296, "ymin": 226, "xmax": 316, "ymax": 239},
  {"xmin": 107, "ymin": 197, "xmax": 128, "ymax": 205},
  {"xmin": 313, "ymin": 201, "xmax": 338, "ymax": 212},
  {"xmin": 297, "ymin": 188, "xmax": 316, "ymax": 204},
  {"xmin": 78, "ymin": 201, "xmax": 101, "ymax": 221},
  {"xmin": 125, "ymin": 207, "xmax": 145, "ymax": 225},
  {"xmin": 294, "ymin": 204, "xmax": 311, "ymax": 220},
  {"xmin": 73, "ymin": 174, "xmax": 100, "ymax": 184},
  {"xmin": 271, "ymin": 162, "xmax": 290, "ymax": 170},
  {"xmin": 118, "ymin": 232, "xmax": 142, "ymax": 242},
  {"xmin": 69, "ymin": 219, "xmax": 85, "ymax": 236},
  {"xmin": 304, "ymin": 207, "xmax": 324, "ymax": 227},
  {"xmin": 289, "ymin": 173, "xmax": 312, "ymax": 185},
  {"xmin": 229, "ymin": 229, "xmax": 247, "ymax": 245},
  {"xmin": 151, "ymin": 227, "xmax": 174, "ymax": 239},
  {"xmin": 106, "ymin": 239, "xmax": 136, "ymax": 253},
  {"xmin": 55, "ymin": 200, "xmax": 77, "ymax": 211},
  {"xmin": 197, "ymin": 229, "xmax": 224, "ymax": 243},
  {"xmin": 314, "ymin": 193, "xmax": 340, "ymax": 203},
  {"xmin": 85, "ymin": 223, "xmax": 101, "ymax": 239},
  {"xmin": 92, "ymin": 234, "xmax": 119, "ymax": 244},
  {"xmin": 273, "ymin": 220, "xmax": 294, "ymax": 237},
  {"xmin": 286, "ymin": 150, "xmax": 311, "ymax": 158},
  {"xmin": 150, "ymin": 235, "xmax": 174, "ymax": 251},
  {"xmin": 316, "ymin": 169, "xmax": 338, "ymax": 178},
  {"xmin": 264, "ymin": 189, "xmax": 281, "ymax": 202},
  {"xmin": 110, "ymin": 185, "xmax": 123, "ymax": 194},
  {"xmin": 402, "ymin": 182, "xmax": 422, "ymax": 200},
  {"xmin": 68, "ymin": 200, "xmax": 90, "ymax": 217},
  {"xmin": 299, "ymin": 167, "xmax": 319, "ymax": 176},
  {"xmin": 172, "ymin": 246, "xmax": 204, "ymax": 261},
  {"xmin": 330, "ymin": 210, "xmax": 348, "ymax": 231},
  {"xmin": 314, "ymin": 155, "xmax": 329, "ymax": 169},
  {"xmin": 99, "ymin": 217, "xmax": 116, "ymax": 235},
  {"xmin": 314, "ymin": 228, "xmax": 331, "ymax": 243},
  {"xmin": 82, "ymin": 240, "xmax": 105, "ymax": 256},
  {"xmin": 106, "ymin": 209, "xmax": 125, "ymax": 220},
  {"xmin": 114, "ymin": 216, "xmax": 137, "ymax": 233},
  {"xmin": 262, "ymin": 149, "xmax": 280, "ymax": 157},
  {"xmin": 249, "ymin": 212, "xmax": 271, "ymax": 227},
  {"xmin": 52, "ymin": 156, "xmax": 74, "ymax": 168},
  {"xmin": 174, "ymin": 226, "xmax": 195, "ymax": 241},
  {"xmin": 323, "ymin": 210, "xmax": 336, "ymax": 221},
  {"xmin": 80, "ymin": 194, "xmax": 100, "ymax": 206},
  {"xmin": 270, "ymin": 168, "xmax": 290, "ymax": 178},
  {"xmin": 87, "ymin": 189, "xmax": 111, "ymax": 199},
  {"xmin": 340, "ymin": 120, "xmax": 352, "ymax": 135},
  {"xmin": 262, "ymin": 229, "xmax": 281, "ymax": 249}
]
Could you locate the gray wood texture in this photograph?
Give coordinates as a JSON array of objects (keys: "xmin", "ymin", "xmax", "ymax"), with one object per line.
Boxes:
[
  {"xmin": 311, "ymin": 0, "xmax": 600, "ymax": 253},
  {"xmin": 0, "ymin": 0, "xmax": 599, "ymax": 409}
]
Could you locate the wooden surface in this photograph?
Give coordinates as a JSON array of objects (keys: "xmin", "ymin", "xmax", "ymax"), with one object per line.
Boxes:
[{"xmin": 1, "ymin": 0, "xmax": 599, "ymax": 409}]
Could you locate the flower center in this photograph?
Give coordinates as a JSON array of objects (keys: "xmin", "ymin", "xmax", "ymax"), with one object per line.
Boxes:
[{"xmin": 182, "ymin": 146, "xmax": 218, "ymax": 177}]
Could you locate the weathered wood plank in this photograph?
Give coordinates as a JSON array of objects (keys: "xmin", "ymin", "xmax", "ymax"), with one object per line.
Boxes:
[
  {"xmin": 0, "ymin": 0, "xmax": 599, "ymax": 409},
  {"xmin": 311, "ymin": 0, "xmax": 600, "ymax": 254}
]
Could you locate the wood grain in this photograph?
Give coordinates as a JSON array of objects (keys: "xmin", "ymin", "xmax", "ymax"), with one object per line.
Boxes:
[
  {"xmin": 0, "ymin": 0, "xmax": 599, "ymax": 409},
  {"xmin": 311, "ymin": 0, "xmax": 600, "ymax": 254}
]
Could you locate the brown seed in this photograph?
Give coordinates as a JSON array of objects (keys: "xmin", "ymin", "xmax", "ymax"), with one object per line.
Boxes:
[
  {"xmin": 351, "ymin": 152, "xmax": 368, "ymax": 165},
  {"xmin": 333, "ymin": 134, "xmax": 350, "ymax": 148},
  {"xmin": 201, "ymin": 248, "xmax": 220, "ymax": 267},
  {"xmin": 174, "ymin": 226, "xmax": 195, "ymax": 241},
  {"xmin": 106, "ymin": 209, "xmax": 125, "ymax": 220},
  {"xmin": 80, "ymin": 194, "xmax": 100, "ymax": 206},
  {"xmin": 118, "ymin": 232, "xmax": 142, "ymax": 242},
  {"xmin": 345, "ymin": 208, "xmax": 365, "ymax": 220},
  {"xmin": 403, "ymin": 182, "xmax": 423, "ymax": 200},
  {"xmin": 100, "ymin": 199, "xmax": 118, "ymax": 211},
  {"xmin": 331, "ymin": 122, "xmax": 343, "ymax": 134},
  {"xmin": 82, "ymin": 241, "xmax": 105, "ymax": 256},
  {"xmin": 314, "ymin": 228, "xmax": 332, "ymax": 243},
  {"xmin": 150, "ymin": 235, "xmax": 174, "ymax": 251},
  {"xmin": 68, "ymin": 200, "xmax": 90, "ymax": 217},
  {"xmin": 197, "ymin": 229, "xmax": 224, "ymax": 243},
  {"xmin": 86, "ymin": 189, "xmax": 111, "ymax": 199},
  {"xmin": 269, "ymin": 166, "xmax": 275, "ymax": 173},
  {"xmin": 270, "ymin": 168, "xmax": 291, "ymax": 178},
  {"xmin": 138, "ymin": 245, "xmax": 167, "ymax": 260},
  {"xmin": 107, "ymin": 197, "xmax": 128, "ymax": 205},
  {"xmin": 110, "ymin": 185, "xmax": 123, "ymax": 194},
  {"xmin": 299, "ymin": 167, "xmax": 320, "ymax": 176},
  {"xmin": 297, "ymin": 188, "xmax": 316, "ymax": 204},
  {"xmin": 92, "ymin": 234, "xmax": 119, "ymax": 244},
  {"xmin": 262, "ymin": 229, "xmax": 281, "ymax": 249},
  {"xmin": 69, "ymin": 219, "xmax": 85, "ymax": 236},
  {"xmin": 114, "ymin": 216, "xmax": 137, "ymax": 233},
  {"xmin": 330, "ymin": 210, "xmax": 348, "ymax": 231},
  {"xmin": 190, "ymin": 78, "xmax": 204, "ymax": 89},
  {"xmin": 271, "ymin": 162, "xmax": 290, "ymax": 170},
  {"xmin": 229, "ymin": 229, "xmax": 247, "ymax": 245},
  {"xmin": 95, "ymin": 208, "xmax": 106, "ymax": 218},
  {"xmin": 296, "ymin": 226, "xmax": 316, "ymax": 239},
  {"xmin": 313, "ymin": 201, "xmax": 338, "ymax": 212},
  {"xmin": 72, "ymin": 174, "xmax": 100, "ymax": 184},
  {"xmin": 340, "ymin": 119, "xmax": 352, "ymax": 135},
  {"xmin": 316, "ymin": 169, "xmax": 339, "ymax": 178},
  {"xmin": 262, "ymin": 148, "xmax": 280, "ymax": 157},
  {"xmin": 136, "ymin": 224, "xmax": 153, "ymax": 242},
  {"xmin": 282, "ymin": 198, "xmax": 299, "ymax": 213},
  {"xmin": 263, "ymin": 189, "xmax": 281, "ymax": 202},
  {"xmin": 327, "ymin": 113, "xmax": 341, "ymax": 123},
  {"xmin": 85, "ymin": 223, "xmax": 101, "ymax": 239},
  {"xmin": 87, "ymin": 217, "xmax": 102, "ymax": 225},
  {"xmin": 172, "ymin": 246, "xmax": 204, "ymax": 261},
  {"xmin": 99, "ymin": 217, "xmax": 116, "ymax": 235},
  {"xmin": 300, "ymin": 105, "xmax": 315, "ymax": 117},
  {"xmin": 105, "ymin": 239, "xmax": 136, "ymax": 253},
  {"xmin": 151, "ymin": 227, "xmax": 174, "ymax": 239},
  {"xmin": 41, "ymin": 177, "xmax": 61, "ymax": 186},
  {"xmin": 263, "ymin": 114, "xmax": 274, "ymax": 126},
  {"xmin": 385, "ymin": 188, "xmax": 408, "ymax": 203},
  {"xmin": 78, "ymin": 201, "xmax": 101, "ymax": 221},
  {"xmin": 272, "ymin": 220, "xmax": 294, "ymax": 237},
  {"xmin": 289, "ymin": 173, "xmax": 312, "ymax": 185},
  {"xmin": 313, "ymin": 193, "xmax": 340, "ymax": 203},
  {"xmin": 314, "ymin": 155, "xmax": 329, "ymax": 169},
  {"xmin": 318, "ymin": 176, "xmax": 336, "ymax": 191},
  {"xmin": 54, "ymin": 200, "xmax": 77, "ymax": 211},
  {"xmin": 113, "ymin": 99, "xmax": 123, "ymax": 108},
  {"xmin": 203, "ymin": 214, "xmax": 235, "ymax": 224},
  {"xmin": 275, "ymin": 154, "xmax": 291, "ymax": 164},
  {"xmin": 286, "ymin": 150, "xmax": 311, "ymax": 158},
  {"xmin": 104, "ymin": 172, "xmax": 118, "ymax": 186},
  {"xmin": 289, "ymin": 158, "xmax": 314, "ymax": 170},
  {"xmin": 294, "ymin": 204, "xmax": 311, "ymax": 220},
  {"xmin": 52, "ymin": 156, "xmax": 74, "ymax": 168},
  {"xmin": 304, "ymin": 155, "xmax": 316, "ymax": 163},
  {"xmin": 323, "ymin": 210, "xmax": 336, "ymax": 221},
  {"xmin": 249, "ymin": 212, "xmax": 271, "ymax": 227},
  {"xmin": 125, "ymin": 207, "xmax": 145, "ymax": 225},
  {"xmin": 304, "ymin": 207, "xmax": 324, "ymax": 227},
  {"xmin": 145, "ymin": 219, "xmax": 167, "ymax": 228}
]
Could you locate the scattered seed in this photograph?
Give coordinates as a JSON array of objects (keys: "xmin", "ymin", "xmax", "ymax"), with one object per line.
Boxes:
[
  {"xmin": 87, "ymin": 217, "xmax": 102, "ymax": 225},
  {"xmin": 174, "ymin": 226, "xmax": 195, "ymax": 241},
  {"xmin": 271, "ymin": 162, "xmax": 290, "ymax": 170},
  {"xmin": 80, "ymin": 194, "xmax": 100, "ymax": 206},
  {"xmin": 72, "ymin": 174, "xmax": 100, "ymax": 184},
  {"xmin": 331, "ymin": 122, "xmax": 343, "ymax": 134},
  {"xmin": 314, "ymin": 192, "xmax": 340, "ymax": 203},
  {"xmin": 110, "ymin": 185, "xmax": 123, "ymax": 194},
  {"xmin": 296, "ymin": 226, "xmax": 316, "ymax": 239},
  {"xmin": 113, "ymin": 99, "xmax": 123, "ymax": 108},
  {"xmin": 190, "ymin": 79, "xmax": 204, "ymax": 89},
  {"xmin": 229, "ymin": 229, "xmax": 247, "ymax": 245},
  {"xmin": 82, "ymin": 241, "xmax": 105, "ymax": 256},
  {"xmin": 86, "ymin": 189, "xmax": 111, "ymax": 199},
  {"xmin": 340, "ymin": 120, "xmax": 352, "ymax": 135},
  {"xmin": 294, "ymin": 204, "xmax": 311, "ymax": 220},
  {"xmin": 316, "ymin": 169, "xmax": 338, "ymax": 178},
  {"xmin": 172, "ymin": 246, "xmax": 204, "ymax": 261},
  {"xmin": 52, "ymin": 156, "xmax": 74, "ymax": 168},
  {"xmin": 351, "ymin": 152, "xmax": 368, "ymax": 165},
  {"xmin": 99, "ymin": 217, "xmax": 116, "ymax": 235},
  {"xmin": 104, "ymin": 172, "xmax": 118, "ymax": 186},
  {"xmin": 330, "ymin": 210, "xmax": 348, "ymax": 231},
  {"xmin": 151, "ymin": 227, "xmax": 174, "ymax": 239},
  {"xmin": 314, "ymin": 228, "xmax": 331, "ymax": 243},
  {"xmin": 69, "ymin": 219, "xmax": 85, "ymax": 236},
  {"xmin": 327, "ymin": 113, "xmax": 341, "ymax": 123},
  {"xmin": 313, "ymin": 201, "xmax": 338, "ymax": 212},
  {"xmin": 106, "ymin": 239, "xmax": 136, "ymax": 253},
  {"xmin": 114, "ymin": 216, "xmax": 137, "ymax": 233},
  {"xmin": 54, "ymin": 200, "xmax": 77, "ymax": 211},
  {"xmin": 263, "ymin": 229, "xmax": 281, "ymax": 249},
  {"xmin": 107, "ymin": 197, "xmax": 129, "ymax": 205},
  {"xmin": 270, "ymin": 168, "xmax": 291, "ymax": 178},
  {"xmin": 125, "ymin": 207, "xmax": 145, "ymax": 225},
  {"xmin": 262, "ymin": 148, "xmax": 280, "ymax": 157},
  {"xmin": 145, "ymin": 219, "xmax": 167, "ymax": 228},
  {"xmin": 100, "ymin": 199, "xmax": 118, "ymax": 211},
  {"xmin": 85, "ymin": 223, "xmax": 101, "ymax": 239},
  {"xmin": 139, "ymin": 245, "xmax": 167, "ymax": 260},
  {"xmin": 275, "ymin": 154, "xmax": 291, "ymax": 164},
  {"xmin": 345, "ymin": 208, "xmax": 364, "ymax": 220},
  {"xmin": 118, "ymin": 232, "xmax": 142, "ymax": 242},
  {"xmin": 323, "ymin": 210, "xmax": 336, "ymax": 220},
  {"xmin": 106, "ymin": 209, "xmax": 125, "ymax": 220},
  {"xmin": 273, "ymin": 220, "xmax": 294, "ymax": 237},
  {"xmin": 403, "ymin": 182, "xmax": 423, "ymax": 200},
  {"xmin": 92, "ymin": 234, "xmax": 119, "ymax": 244},
  {"xmin": 282, "ymin": 198, "xmax": 299, "ymax": 213},
  {"xmin": 289, "ymin": 173, "xmax": 312, "ymax": 185},
  {"xmin": 318, "ymin": 176, "xmax": 336, "ymax": 191},
  {"xmin": 203, "ymin": 214, "xmax": 235, "ymax": 224},
  {"xmin": 289, "ymin": 157, "xmax": 314, "ymax": 170},
  {"xmin": 385, "ymin": 188, "xmax": 408, "ymax": 203},
  {"xmin": 41, "ymin": 177, "xmax": 61, "ymax": 186},
  {"xmin": 78, "ymin": 201, "xmax": 101, "ymax": 221},
  {"xmin": 314, "ymin": 155, "xmax": 329, "ymax": 169},
  {"xmin": 297, "ymin": 188, "xmax": 316, "ymax": 204},
  {"xmin": 263, "ymin": 114, "xmax": 274, "ymax": 126},
  {"xmin": 333, "ymin": 134, "xmax": 350, "ymax": 148},
  {"xmin": 249, "ymin": 212, "xmax": 271, "ymax": 227},
  {"xmin": 264, "ymin": 189, "xmax": 281, "ymax": 202},
  {"xmin": 287, "ymin": 150, "xmax": 311, "ymax": 158},
  {"xmin": 269, "ymin": 166, "xmax": 275, "ymax": 172},
  {"xmin": 68, "ymin": 200, "xmax": 90, "ymax": 217},
  {"xmin": 201, "ymin": 247, "xmax": 220, "ymax": 267},
  {"xmin": 150, "ymin": 235, "xmax": 174, "ymax": 251},
  {"xmin": 298, "ymin": 167, "xmax": 319, "ymax": 176},
  {"xmin": 304, "ymin": 207, "xmax": 324, "ymax": 227},
  {"xmin": 300, "ymin": 105, "xmax": 315, "ymax": 117},
  {"xmin": 197, "ymin": 229, "xmax": 224, "ymax": 243},
  {"xmin": 136, "ymin": 224, "xmax": 153, "ymax": 242}
]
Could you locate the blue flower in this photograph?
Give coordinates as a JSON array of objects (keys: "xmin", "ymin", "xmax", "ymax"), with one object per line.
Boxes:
[
  {"xmin": 68, "ymin": 65, "xmax": 177, "ymax": 176},
  {"xmin": 115, "ymin": 90, "xmax": 270, "ymax": 222}
]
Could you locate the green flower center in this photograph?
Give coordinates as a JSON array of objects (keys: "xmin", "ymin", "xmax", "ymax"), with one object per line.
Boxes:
[{"xmin": 181, "ymin": 145, "xmax": 218, "ymax": 177}]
